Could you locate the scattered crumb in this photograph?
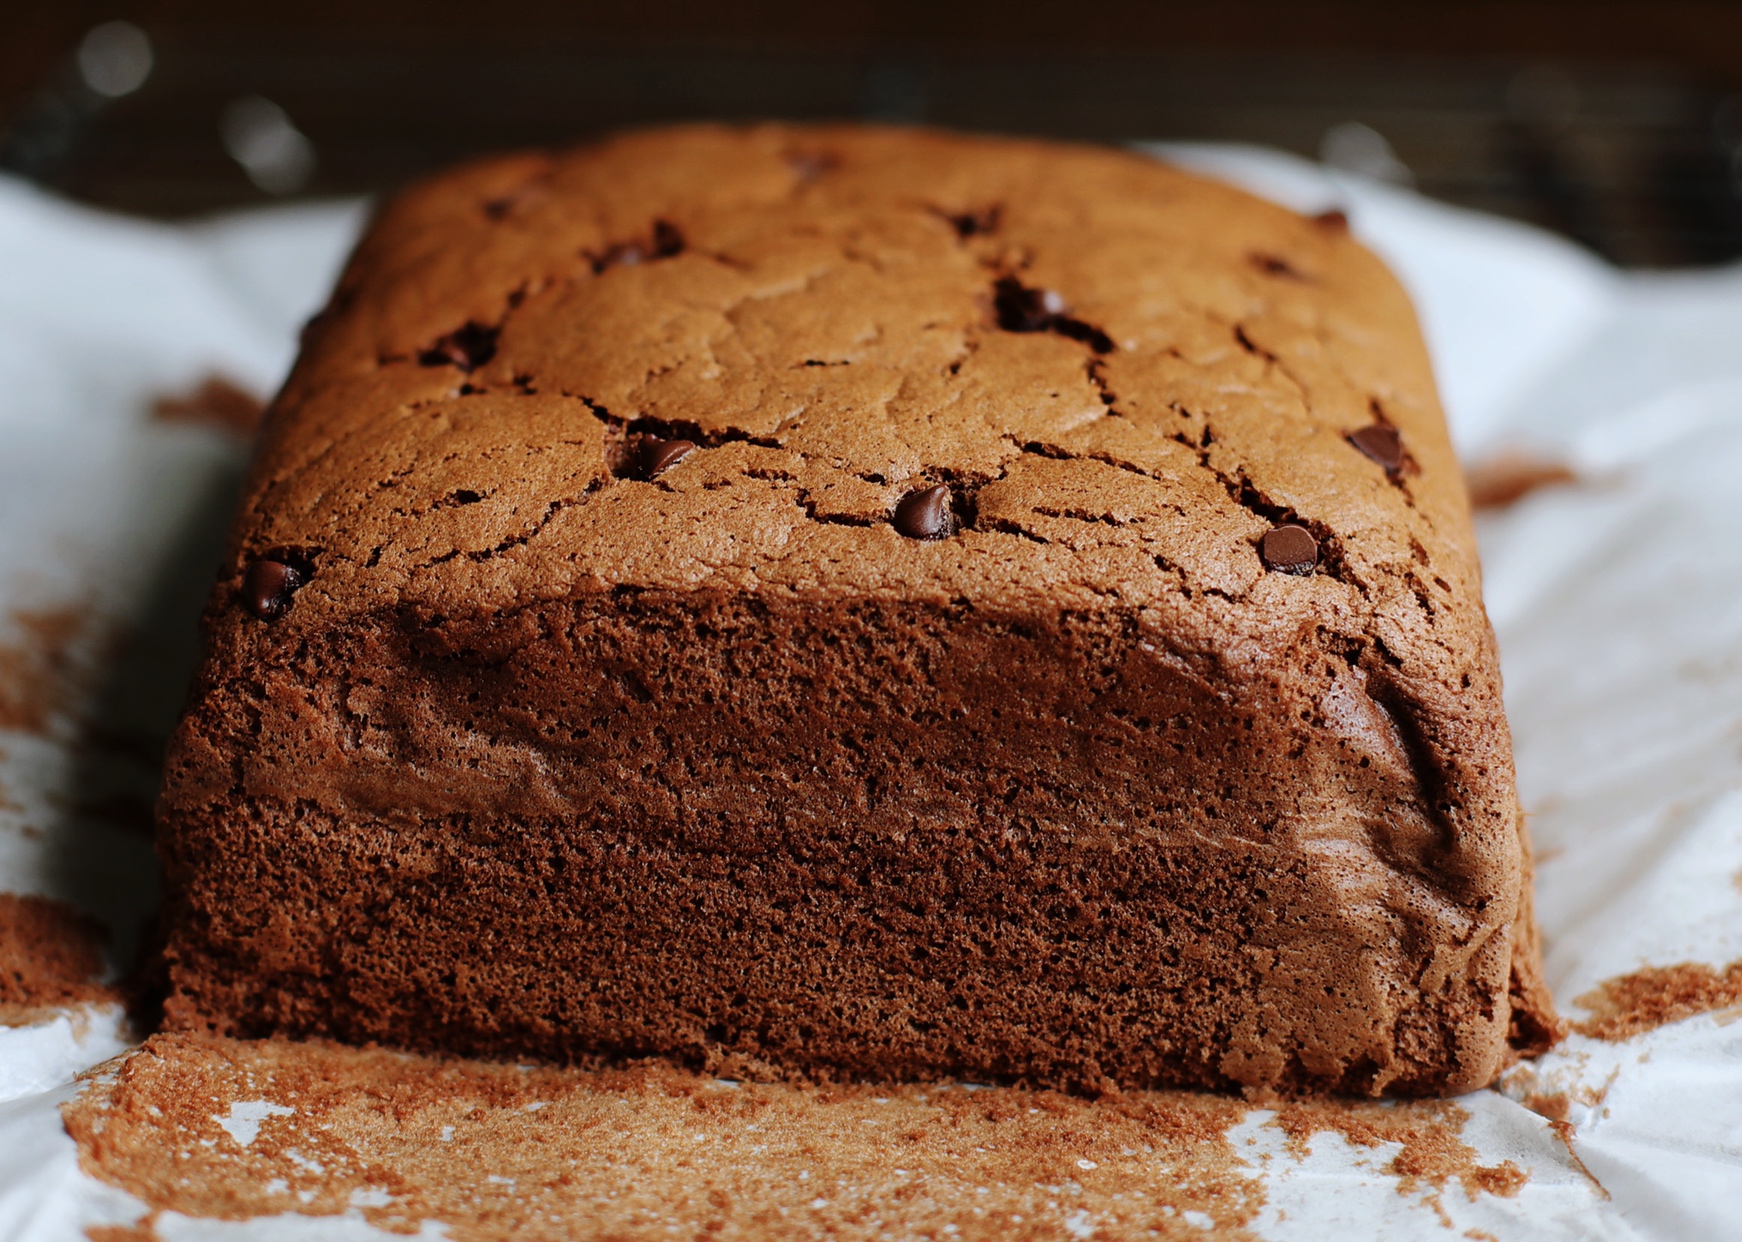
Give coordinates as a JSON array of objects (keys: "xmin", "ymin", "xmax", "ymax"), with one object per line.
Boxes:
[
  {"xmin": 150, "ymin": 375, "xmax": 266, "ymax": 437},
  {"xmin": 1265, "ymin": 1098, "xmax": 1526, "ymax": 1225},
  {"xmin": 1465, "ymin": 453, "xmax": 1578, "ymax": 510},
  {"xmin": 1492, "ymin": 1062, "xmax": 1611, "ymax": 1200},
  {"xmin": 0, "ymin": 892, "xmax": 116, "ymax": 1025},
  {"xmin": 1573, "ymin": 960, "xmax": 1742, "ymax": 1041},
  {"xmin": 85, "ymin": 1222, "xmax": 158, "ymax": 1242},
  {"xmin": 1521, "ymin": 1091, "xmax": 1570, "ymax": 1124},
  {"xmin": 0, "ymin": 607, "xmax": 86, "ymax": 734},
  {"xmin": 66, "ymin": 1034, "xmax": 1279, "ymax": 1241}
]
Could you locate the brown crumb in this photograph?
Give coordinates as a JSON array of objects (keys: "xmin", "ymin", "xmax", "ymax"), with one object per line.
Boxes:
[
  {"xmin": 1464, "ymin": 452, "xmax": 1578, "ymax": 510},
  {"xmin": 1267, "ymin": 1098, "xmax": 1526, "ymax": 1226},
  {"xmin": 0, "ymin": 893, "xmax": 116, "ymax": 1024},
  {"xmin": 0, "ymin": 608, "xmax": 86, "ymax": 734},
  {"xmin": 85, "ymin": 1222, "xmax": 158, "ymax": 1242},
  {"xmin": 65, "ymin": 1034, "xmax": 1282, "ymax": 1241},
  {"xmin": 149, "ymin": 375, "xmax": 266, "ymax": 437},
  {"xmin": 1521, "ymin": 1090, "xmax": 1571, "ymax": 1124},
  {"xmin": 1572, "ymin": 960, "xmax": 1742, "ymax": 1041}
]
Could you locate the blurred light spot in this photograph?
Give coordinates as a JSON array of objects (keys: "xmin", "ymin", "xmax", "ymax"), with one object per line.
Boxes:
[
  {"xmin": 1320, "ymin": 121, "xmax": 1414, "ymax": 186},
  {"xmin": 78, "ymin": 21, "xmax": 153, "ymax": 98},
  {"xmin": 221, "ymin": 96, "xmax": 316, "ymax": 196}
]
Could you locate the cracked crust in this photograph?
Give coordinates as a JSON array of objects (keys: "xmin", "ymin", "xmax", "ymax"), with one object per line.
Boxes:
[{"xmin": 157, "ymin": 124, "xmax": 1557, "ymax": 1096}]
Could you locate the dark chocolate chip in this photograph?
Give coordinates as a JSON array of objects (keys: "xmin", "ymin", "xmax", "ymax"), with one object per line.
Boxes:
[
  {"xmin": 1312, "ymin": 208, "xmax": 1350, "ymax": 231},
  {"xmin": 243, "ymin": 554, "xmax": 306, "ymax": 620},
  {"xmin": 418, "ymin": 322, "xmax": 498, "ymax": 372},
  {"xmin": 593, "ymin": 221, "xmax": 687, "ymax": 273},
  {"xmin": 1259, "ymin": 524, "xmax": 1319, "ymax": 575},
  {"xmin": 637, "ymin": 436, "xmax": 696, "ymax": 479},
  {"xmin": 650, "ymin": 219, "xmax": 686, "ymax": 259},
  {"xmin": 993, "ymin": 276, "xmax": 1064, "ymax": 333},
  {"xmin": 948, "ymin": 206, "xmax": 1001, "ymax": 238},
  {"xmin": 893, "ymin": 484, "xmax": 955, "ymax": 540},
  {"xmin": 1348, "ymin": 424, "xmax": 1405, "ymax": 475},
  {"xmin": 992, "ymin": 276, "xmax": 1114, "ymax": 353}
]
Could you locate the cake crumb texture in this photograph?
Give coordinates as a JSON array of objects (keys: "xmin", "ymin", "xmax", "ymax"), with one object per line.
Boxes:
[{"xmin": 64, "ymin": 1034, "xmax": 1532, "ymax": 1241}]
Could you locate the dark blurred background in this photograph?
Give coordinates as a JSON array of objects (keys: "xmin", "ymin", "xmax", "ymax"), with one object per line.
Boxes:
[{"xmin": 6, "ymin": 1, "xmax": 1742, "ymax": 266}]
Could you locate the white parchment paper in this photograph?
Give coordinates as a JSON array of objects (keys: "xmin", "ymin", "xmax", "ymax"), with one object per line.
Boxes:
[{"xmin": 1, "ymin": 146, "xmax": 1740, "ymax": 1240}]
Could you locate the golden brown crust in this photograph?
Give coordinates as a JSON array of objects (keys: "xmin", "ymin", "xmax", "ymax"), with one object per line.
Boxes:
[{"xmin": 157, "ymin": 124, "xmax": 1556, "ymax": 1096}]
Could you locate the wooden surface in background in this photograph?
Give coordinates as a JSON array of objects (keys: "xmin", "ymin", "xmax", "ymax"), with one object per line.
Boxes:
[
  {"xmin": 6, "ymin": 2, "xmax": 1742, "ymax": 265},
  {"xmin": 13, "ymin": 1, "xmax": 1742, "ymax": 118}
]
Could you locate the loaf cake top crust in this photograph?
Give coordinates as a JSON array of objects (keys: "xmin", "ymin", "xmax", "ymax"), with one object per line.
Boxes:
[{"xmin": 249, "ymin": 125, "xmax": 1466, "ymax": 640}]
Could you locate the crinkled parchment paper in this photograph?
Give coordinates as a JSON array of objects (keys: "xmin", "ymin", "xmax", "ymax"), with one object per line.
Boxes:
[{"xmin": 1, "ymin": 145, "xmax": 1739, "ymax": 1240}]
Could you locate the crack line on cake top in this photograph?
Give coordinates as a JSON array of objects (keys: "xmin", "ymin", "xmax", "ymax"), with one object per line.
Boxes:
[{"xmin": 412, "ymin": 479, "xmax": 604, "ymax": 570}]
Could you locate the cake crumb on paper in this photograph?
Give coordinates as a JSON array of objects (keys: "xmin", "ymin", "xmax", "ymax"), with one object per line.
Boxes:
[
  {"xmin": 0, "ymin": 892, "xmax": 116, "ymax": 1026},
  {"xmin": 149, "ymin": 375, "xmax": 266, "ymax": 438},
  {"xmin": 1464, "ymin": 453, "xmax": 1578, "ymax": 510},
  {"xmin": 0, "ymin": 607, "xmax": 87, "ymax": 735},
  {"xmin": 1573, "ymin": 959, "xmax": 1742, "ymax": 1041},
  {"xmin": 64, "ymin": 1033, "xmax": 1273, "ymax": 1241},
  {"xmin": 58, "ymin": 1032, "xmax": 1560, "ymax": 1241},
  {"xmin": 84, "ymin": 1220, "xmax": 158, "ymax": 1242},
  {"xmin": 1264, "ymin": 1097, "xmax": 1526, "ymax": 1227}
]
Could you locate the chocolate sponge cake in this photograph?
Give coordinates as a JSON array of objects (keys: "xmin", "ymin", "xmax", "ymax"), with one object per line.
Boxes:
[{"xmin": 157, "ymin": 125, "xmax": 1560, "ymax": 1096}]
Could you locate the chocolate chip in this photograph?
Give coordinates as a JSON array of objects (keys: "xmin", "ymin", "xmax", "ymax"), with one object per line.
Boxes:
[
  {"xmin": 893, "ymin": 484, "xmax": 955, "ymax": 540},
  {"xmin": 1259, "ymin": 524, "xmax": 1318, "ymax": 575},
  {"xmin": 418, "ymin": 322, "xmax": 498, "ymax": 372},
  {"xmin": 650, "ymin": 219, "xmax": 686, "ymax": 259},
  {"xmin": 947, "ymin": 206, "xmax": 1001, "ymax": 238},
  {"xmin": 993, "ymin": 276, "xmax": 1064, "ymax": 333},
  {"xmin": 992, "ymin": 276, "xmax": 1114, "ymax": 353},
  {"xmin": 593, "ymin": 221, "xmax": 687, "ymax": 273},
  {"xmin": 637, "ymin": 436, "xmax": 696, "ymax": 480},
  {"xmin": 243, "ymin": 550, "xmax": 309, "ymax": 620},
  {"xmin": 1312, "ymin": 208, "xmax": 1350, "ymax": 231},
  {"xmin": 1348, "ymin": 424, "xmax": 1405, "ymax": 475}
]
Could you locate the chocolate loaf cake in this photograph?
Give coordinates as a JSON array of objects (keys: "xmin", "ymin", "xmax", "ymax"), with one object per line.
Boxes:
[{"xmin": 157, "ymin": 125, "xmax": 1560, "ymax": 1096}]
